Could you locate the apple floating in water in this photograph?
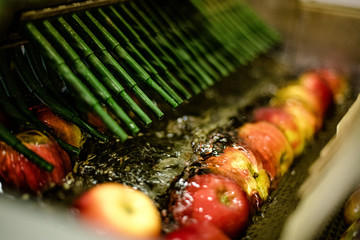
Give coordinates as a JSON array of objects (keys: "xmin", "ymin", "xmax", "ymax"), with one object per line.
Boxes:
[
  {"xmin": 253, "ymin": 106, "xmax": 304, "ymax": 156},
  {"xmin": 280, "ymin": 102, "xmax": 319, "ymax": 143},
  {"xmin": 237, "ymin": 121, "xmax": 294, "ymax": 184},
  {"xmin": 171, "ymin": 174, "xmax": 250, "ymax": 238},
  {"xmin": 165, "ymin": 222, "xmax": 230, "ymax": 240},
  {"xmin": 270, "ymin": 84, "xmax": 324, "ymax": 128},
  {"xmin": 299, "ymin": 70, "xmax": 334, "ymax": 118},
  {"xmin": 73, "ymin": 182, "xmax": 162, "ymax": 239},
  {"xmin": 205, "ymin": 146, "xmax": 270, "ymax": 207},
  {"xmin": 0, "ymin": 130, "xmax": 72, "ymax": 193},
  {"xmin": 311, "ymin": 69, "xmax": 347, "ymax": 103}
]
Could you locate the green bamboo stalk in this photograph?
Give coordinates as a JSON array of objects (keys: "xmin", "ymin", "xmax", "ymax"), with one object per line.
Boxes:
[
  {"xmin": 56, "ymin": 16, "xmax": 152, "ymax": 127},
  {"xmin": 186, "ymin": 0, "xmax": 250, "ymax": 64},
  {"xmin": 107, "ymin": 6, "xmax": 201, "ymax": 96},
  {"xmin": 228, "ymin": 0, "xmax": 280, "ymax": 43},
  {"xmin": 230, "ymin": 0, "xmax": 280, "ymax": 45},
  {"xmin": 41, "ymin": 19, "xmax": 139, "ymax": 135},
  {"xmin": 200, "ymin": 5, "xmax": 257, "ymax": 62},
  {"xmin": 130, "ymin": 1, "xmax": 221, "ymax": 81},
  {"xmin": 69, "ymin": 13, "xmax": 164, "ymax": 120},
  {"xmin": 0, "ymin": 122, "xmax": 53, "ymax": 172},
  {"xmin": 119, "ymin": 3, "xmax": 215, "ymax": 88},
  {"xmin": 229, "ymin": 3, "xmax": 273, "ymax": 48},
  {"xmin": 81, "ymin": 11, "xmax": 179, "ymax": 110},
  {"xmin": 99, "ymin": 6, "xmax": 191, "ymax": 99},
  {"xmin": 205, "ymin": 0, "xmax": 277, "ymax": 59},
  {"xmin": 163, "ymin": 0, "xmax": 242, "ymax": 67},
  {"xmin": 24, "ymin": 22, "xmax": 128, "ymax": 141},
  {"xmin": 147, "ymin": 0, "xmax": 234, "ymax": 75},
  {"xmin": 120, "ymin": 2, "xmax": 214, "ymax": 86},
  {"xmin": 206, "ymin": 0, "xmax": 266, "ymax": 55},
  {"xmin": 95, "ymin": 8, "xmax": 184, "ymax": 104},
  {"xmin": 155, "ymin": 0, "xmax": 238, "ymax": 73},
  {"xmin": 143, "ymin": 1, "xmax": 229, "ymax": 78},
  {"xmin": 22, "ymin": 45, "xmax": 109, "ymax": 142}
]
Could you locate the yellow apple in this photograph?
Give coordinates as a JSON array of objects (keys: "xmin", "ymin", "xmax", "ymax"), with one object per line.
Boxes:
[
  {"xmin": 270, "ymin": 84, "xmax": 323, "ymax": 125},
  {"xmin": 205, "ymin": 146, "xmax": 271, "ymax": 208},
  {"xmin": 237, "ymin": 121, "xmax": 294, "ymax": 183},
  {"xmin": 282, "ymin": 103, "xmax": 320, "ymax": 143},
  {"xmin": 73, "ymin": 182, "xmax": 162, "ymax": 239}
]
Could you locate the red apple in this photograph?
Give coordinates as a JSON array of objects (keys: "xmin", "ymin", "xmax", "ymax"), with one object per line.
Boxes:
[
  {"xmin": 171, "ymin": 174, "xmax": 251, "ymax": 238},
  {"xmin": 165, "ymin": 222, "xmax": 230, "ymax": 240},
  {"xmin": 73, "ymin": 182, "xmax": 162, "ymax": 239},
  {"xmin": 31, "ymin": 104, "xmax": 85, "ymax": 148},
  {"xmin": 314, "ymin": 69, "xmax": 347, "ymax": 103},
  {"xmin": 204, "ymin": 146, "xmax": 270, "ymax": 207},
  {"xmin": 237, "ymin": 121, "xmax": 294, "ymax": 183},
  {"xmin": 0, "ymin": 130, "xmax": 72, "ymax": 193},
  {"xmin": 253, "ymin": 106, "xmax": 304, "ymax": 156},
  {"xmin": 299, "ymin": 71, "xmax": 334, "ymax": 117}
]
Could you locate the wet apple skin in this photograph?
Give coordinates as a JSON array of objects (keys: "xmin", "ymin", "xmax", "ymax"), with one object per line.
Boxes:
[
  {"xmin": 172, "ymin": 174, "xmax": 250, "ymax": 238},
  {"xmin": 74, "ymin": 182, "xmax": 162, "ymax": 239}
]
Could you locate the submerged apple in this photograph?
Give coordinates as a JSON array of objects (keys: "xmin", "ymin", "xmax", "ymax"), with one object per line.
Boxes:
[
  {"xmin": 171, "ymin": 174, "xmax": 250, "ymax": 238},
  {"xmin": 253, "ymin": 106, "xmax": 304, "ymax": 156},
  {"xmin": 299, "ymin": 70, "xmax": 334, "ymax": 117},
  {"xmin": 73, "ymin": 182, "xmax": 162, "ymax": 239},
  {"xmin": 165, "ymin": 222, "xmax": 230, "ymax": 240},
  {"xmin": 314, "ymin": 69, "xmax": 347, "ymax": 103},
  {"xmin": 205, "ymin": 146, "xmax": 270, "ymax": 207},
  {"xmin": 0, "ymin": 130, "xmax": 72, "ymax": 193},
  {"xmin": 31, "ymin": 104, "xmax": 85, "ymax": 148},
  {"xmin": 282, "ymin": 102, "xmax": 320, "ymax": 143},
  {"xmin": 237, "ymin": 121, "xmax": 294, "ymax": 184}
]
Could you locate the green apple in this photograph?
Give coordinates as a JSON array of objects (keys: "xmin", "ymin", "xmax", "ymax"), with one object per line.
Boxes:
[{"xmin": 270, "ymin": 84, "xmax": 323, "ymax": 126}]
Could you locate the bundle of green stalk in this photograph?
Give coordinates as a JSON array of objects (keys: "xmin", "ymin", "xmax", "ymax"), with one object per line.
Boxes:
[{"xmin": 20, "ymin": 0, "xmax": 279, "ymax": 140}]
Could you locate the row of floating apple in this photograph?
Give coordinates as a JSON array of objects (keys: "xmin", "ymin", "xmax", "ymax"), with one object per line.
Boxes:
[
  {"xmin": 71, "ymin": 69, "xmax": 348, "ymax": 239},
  {"xmin": 163, "ymin": 69, "xmax": 347, "ymax": 239},
  {"xmin": 0, "ymin": 68, "xmax": 347, "ymax": 239}
]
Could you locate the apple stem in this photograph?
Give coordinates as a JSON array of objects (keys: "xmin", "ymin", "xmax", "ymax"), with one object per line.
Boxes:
[{"xmin": 219, "ymin": 191, "xmax": 231, "ymax": 206}]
